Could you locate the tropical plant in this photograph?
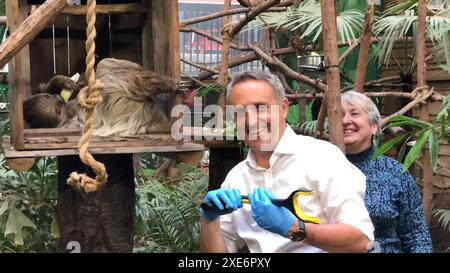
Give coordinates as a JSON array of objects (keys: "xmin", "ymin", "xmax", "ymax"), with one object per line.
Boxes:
[
  {"xmin": 248, "ymin": 0, "xmax": 365, "ymax": 46},
  {"xmin": 374, "ymin": 92, "xmax": 450, "ymax": 171},
  {"xmin": 433, "ymin": 208, "xmax": 450, "ymax": 252},
  {"xmin": 0, "ymin": 154, "xmax": 59, "ymax": 253},
  {"xmin": 133, "ymin": 168, "xmax": 208, "ymax": 253},
  {"xmin": 374, "ymin": 0, "xmax": 450, "ymax": 68}
]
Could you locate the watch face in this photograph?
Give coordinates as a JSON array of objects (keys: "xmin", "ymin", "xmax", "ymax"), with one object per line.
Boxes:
[{"xmin": 290, "ymin": 229, "xmax": 307, "ymax": 242}]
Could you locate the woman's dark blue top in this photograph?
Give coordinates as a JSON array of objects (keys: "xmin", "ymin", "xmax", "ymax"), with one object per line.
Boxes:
[{"xmin": 346, "ymin": 147, "xmax": 433, "ymax": 253}]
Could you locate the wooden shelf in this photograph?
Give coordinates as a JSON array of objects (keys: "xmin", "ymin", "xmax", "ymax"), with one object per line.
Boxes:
[{"xmin": 2, "ymin": 131, "xmax": 205, "ymax": 158}]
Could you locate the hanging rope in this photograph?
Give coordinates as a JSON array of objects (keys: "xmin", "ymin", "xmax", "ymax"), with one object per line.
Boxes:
[{"xmin": 67, "ymin": 0, "xmax": 108, "ymax": 193}]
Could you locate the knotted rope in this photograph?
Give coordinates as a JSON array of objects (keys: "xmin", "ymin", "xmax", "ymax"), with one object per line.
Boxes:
[{"xmin": 67, "ymin": 0, "xmax": 108, "ymax": 193}]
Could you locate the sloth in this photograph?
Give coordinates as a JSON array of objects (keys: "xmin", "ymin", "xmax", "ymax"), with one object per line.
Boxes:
[{"xmin": 23, "ymin": 58, "xmax": 178, "ymax": 136}]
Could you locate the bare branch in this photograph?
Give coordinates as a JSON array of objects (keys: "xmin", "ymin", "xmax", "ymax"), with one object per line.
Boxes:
[
  {"xmin": 180, "ymin": 26, "xmax": 251, "ymax": 51},
  {"xmin": 196, "ymin": 47, "xmax": 299, "ymax": 81},
  {"xmin": 338, "ymin": 40, "xmax": 360, "ymax": 64},
  {"xmin": 180, "ymin": 7, "xmax": 287, "ymax": 27},
  {"xmin": 181, "ymin": 59, "xmax": 219, "ymax": 74},
  {"xmin": 286, "ymin": 91, "xmax": 415, "ymax": 100},
  {"xmin": 354, "ymin": 3, "xmax": 375, "ymax": 92},
  {"xmin": 181, "ymin": 71, "xmax": 208, "ymax": 87},
  {"xmin": 315, "ymin": 98, "xmax": 327, "ymax": 139},
  {"xmin": 249, "ymin": 43, "xmax": 327, "ymax": 92},
  {"xmin": 364, "ymin": 75, "xmax": 401, "ymax": 87},
  {"xmin": 380, "ymin": 87, "xmax": 434, "ymax": 126},
  {"xmin": 226, "ymin": 0, "xmax": 281, "ymax": 39},
  {"xmin": 197, "ymin": 53, "xmax": 258, "ymax": 80}
]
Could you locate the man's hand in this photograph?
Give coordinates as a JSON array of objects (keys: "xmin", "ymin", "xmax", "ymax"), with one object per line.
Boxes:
[
  {"xmin": 248, "ymin": 188, "xmax": 295, "ymax": 237},
  {"xmin": 200, "ymin": 188, "xmax": 243, "ymax": 221}
]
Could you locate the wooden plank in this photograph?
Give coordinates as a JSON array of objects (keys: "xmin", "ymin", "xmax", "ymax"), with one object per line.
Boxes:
[
  {"xmin": 141, "ymin": 0, "xmax": 153, "ymax": 70},
  {"xmin": 0, "ymin": 0, "xmax": 68, "ymax": 69},
  {"xmin": 61, "ymin": 3, "xmax": 146, "ymax": 15},
  {"xmin": 151, "ymin": 0, "xmax": 166, "ymax": 74},
  {"xmin": 2, "ymin": 139, "xmax": 204, "ymax": 158},
  {"xmin": 22, "ymin": 135, "xmax": 181, "ymax": 150},
  {"xmin": 6, "ymin": 0, "xmax": 32, "ymax": 150},
  {"xmin": 166, "ymin": 0, "xmax": 180, "ymax": 79},
  {"xmin": 147, "ymin": 0, "xmax": 180, "ymax": 77},
  {"xmin": 24, "ymin": 128, "xmax": 83, "ymax": 137}
]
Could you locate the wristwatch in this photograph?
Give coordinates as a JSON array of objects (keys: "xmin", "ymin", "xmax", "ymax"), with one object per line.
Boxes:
[{"xmin": 288, "ymin": 220, "xmax": 307, "ymax": 242}]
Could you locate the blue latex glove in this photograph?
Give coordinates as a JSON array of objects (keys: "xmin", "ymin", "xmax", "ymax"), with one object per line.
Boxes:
[
  {"xmin": 248, "ymin": 188, "xmax": 295, "ymax": 237},
  {"xmin": 200, "ymin": 188, "xmax": 243, "ymax": 221}
]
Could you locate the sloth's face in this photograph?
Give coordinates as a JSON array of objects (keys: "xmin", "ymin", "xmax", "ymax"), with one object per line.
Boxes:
[{"xmin": 24, "ymin": 93, "xmax": 67, "ymax": 128}]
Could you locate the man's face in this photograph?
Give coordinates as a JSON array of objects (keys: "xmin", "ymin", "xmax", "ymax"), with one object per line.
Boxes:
[{"xmin": 228, "ymin": 79, "xmax": 288, "ymax": 152}]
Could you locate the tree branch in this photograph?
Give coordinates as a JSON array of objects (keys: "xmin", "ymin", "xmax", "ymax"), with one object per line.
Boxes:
[
  {"xmin": 226, "ymin": 0, "xmax": 281, "ymax": 39},
  {"xmin": 353, "ymin": 3, "xmax": 375, "ymax": 92},
  {"xmin": 380, "ymin": 87, "xmax": 434, "ymax": 127},
  {"xmin": 364, "ymin": 75, "xmax": 401, "ymax": 87},
  {"xmin": 197, "ymin": 53, "xmax": 258, "ymax": 80},
  {"xmin": 249, "ymin": 43, "xmax": 327, "ymax": 92},
  {"xmin": 180, "ymin": 26, "xmax": 251, "ymax": 51},
  {"xmin": 286, "ymin": 91, "xmax": 415, "ymax": 100},
  {"xmin": 181, "ymin": 59, "xmax": 219, "ymax": 74},
  {"xmin": 338, "ymin": 40, "xmax": 360, "ymax": 64},
  {"xmin": 179, "ymin": 7, "xmax": 287, "ymax": 27}
]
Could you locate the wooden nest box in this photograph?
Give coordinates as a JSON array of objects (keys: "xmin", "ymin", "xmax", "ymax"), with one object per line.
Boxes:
[{"xmin": 0, "ymin": 0, "xmax": 204, "ymax": 167}]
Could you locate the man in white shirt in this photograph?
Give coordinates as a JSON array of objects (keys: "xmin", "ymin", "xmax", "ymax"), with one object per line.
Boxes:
[{"xmin": 199, "ymin": 70, "xmax": 374, "ymax": 253}]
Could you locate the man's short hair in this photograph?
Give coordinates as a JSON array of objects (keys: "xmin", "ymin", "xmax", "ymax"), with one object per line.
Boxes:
[{"xmin": 226, "ymin": 70, "xmax": 285, "ymax": 102}]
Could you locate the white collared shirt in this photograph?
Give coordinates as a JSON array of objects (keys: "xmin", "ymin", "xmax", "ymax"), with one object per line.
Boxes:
[{"xmin": 219, "ymin": 126, "xmax": 374, "ymax": 253}]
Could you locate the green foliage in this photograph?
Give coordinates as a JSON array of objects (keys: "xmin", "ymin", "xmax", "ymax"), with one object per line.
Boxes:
[
  {"xmin": 248, "ymin": 1, "xmax": 365, "ymax": 46},
  {"xmin": 0, "ymin": 0, "xmax": 4, "ymax": 15},
  {"xmin": 374, "ymin": 1, "xmax": 450, "ymax": 68},
  {"xmin": 134, "ymin": 170, "xmax": 208, "ymax": 253},
  {"xmin": 196, "ymin": 84, "xmax": 224, "ymax": 98},
  {"xmin": 434, "ymin": 209, "xmax": 450, "ymax": 231},
  {"xmin": 0, "ymin": 155, "xmax": 58, "ymax": 252},
  {"xmin": 0, "ymin": 83, "xmax": 7, "ymax": 104},
  {"xmin": 433, "ymin": 208, "xmax": 450, "ymax": 252},
  {"xmin": 287, "ymin": 104, "xmax": 300, "ymax": 125},
  {"xmin": 374, "ymin": 93, "xmax": 450, "ymax": 171}
]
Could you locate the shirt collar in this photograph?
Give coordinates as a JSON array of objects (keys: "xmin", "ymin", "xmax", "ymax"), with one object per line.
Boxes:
[{"xmin": 244, "ymin": 125, "xmax": 297, "ymax": 170}]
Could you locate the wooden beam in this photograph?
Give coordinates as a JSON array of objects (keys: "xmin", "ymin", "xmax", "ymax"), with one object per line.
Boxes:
[
  {"xmin": 0, "ymin": 0, "xmax": 68, "ymax": 70},
  {"xmin": 142, "ymin": 0, "xmax": 153, "ymax": 70},
  {"xmin": 6, "ymin": 0, "xmax": 33, "ymax": 150},
  {"xmin": 166, "ymin": 0, "xmax": 180, "ymax": 79},
  {"xmin": 320, "ymin": 0, "xmax": 344, "ymax": 151},
  {"xmin": 61, "ymin": 3, "xmax": 145, "ymax": 15},
  {"xmin": 2, "ymin": 138, "xmax": 204, "ymax": 158}
]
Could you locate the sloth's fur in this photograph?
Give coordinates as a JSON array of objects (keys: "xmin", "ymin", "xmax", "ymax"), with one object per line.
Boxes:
[{"xmin": 23, "ymin": 58, "xmax": 178, "ymax": 136}]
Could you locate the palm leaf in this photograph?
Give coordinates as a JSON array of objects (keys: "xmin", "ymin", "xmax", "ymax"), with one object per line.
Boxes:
[
  {"xmin": 248, "ymin": 2, "xmax": 364, "ymax": 45},
  {"xmin": 373, "ymin": 133, "xmax": 409, "ymax": 159},
  {"xmin": 403, "ymin": 128, "xmax": 432, "ymax": 171},
  {"xmin": 374, "ymin": 1, "xmax": 450, "ymax": 67},
  {"xmin": 433, "ymin": 209, "xmax": 450, "ymax": 231}
]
